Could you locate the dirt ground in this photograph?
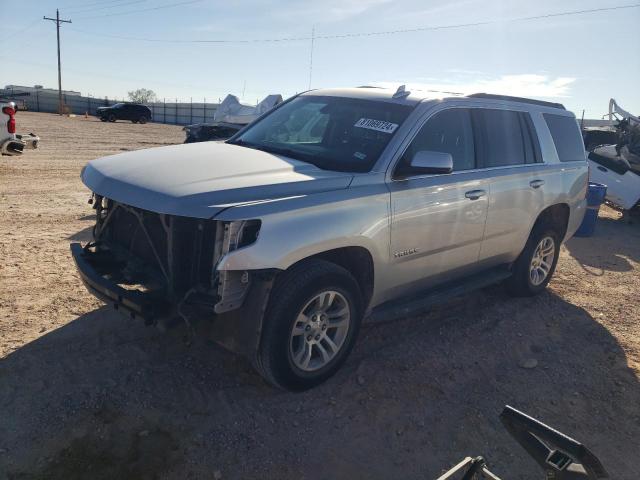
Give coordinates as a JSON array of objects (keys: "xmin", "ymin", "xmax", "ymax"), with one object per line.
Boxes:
[{"xmin": 1, "ymin": 112, "xmax": 639, "ymax": 480}]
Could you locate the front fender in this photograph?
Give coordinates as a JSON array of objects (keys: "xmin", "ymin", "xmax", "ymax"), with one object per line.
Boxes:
[{"xmin": 215, "ymin": 187, "xmax": 391, "ymax": 272}]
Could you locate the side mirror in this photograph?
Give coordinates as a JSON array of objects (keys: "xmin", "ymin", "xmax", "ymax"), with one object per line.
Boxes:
[{"xmin": 410, "ymin": 150, "xmax": 453, "ymax": 175}]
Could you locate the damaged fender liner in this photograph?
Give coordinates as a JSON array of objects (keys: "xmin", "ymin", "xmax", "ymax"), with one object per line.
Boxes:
[{"xmin": 206, "ymin": 270, "xmax": 278, "ymax": 362}]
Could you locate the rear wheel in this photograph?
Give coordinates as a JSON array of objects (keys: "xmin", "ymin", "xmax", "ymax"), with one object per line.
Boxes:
[
  {"xmin": 256, "ymin": 259, "xmax": 363, "ymax": 391},
  {"xmin": 507, "ymin": 227, "xmax": 560, "ymax": 296},
  {"xmin": 131, "ymin": 120, "xmax": 138, "ymax": 124},
  {"xmin": 100, "ymin": 116, "xmax": 107, "ymax": 122}
]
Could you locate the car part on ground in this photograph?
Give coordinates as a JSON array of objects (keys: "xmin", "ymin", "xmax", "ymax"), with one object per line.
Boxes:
[
  {"xmin": 1, "ymin": 102, "xmax": 40, "ymax": 156},
  {"xmin": 438, "ymin": 405, "xmax": 608, "ymax": 479}
]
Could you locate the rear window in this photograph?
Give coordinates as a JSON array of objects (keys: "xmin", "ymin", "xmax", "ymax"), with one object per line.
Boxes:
[
  {"xmin": 543, "ymin": 114, "xmax": 585, "ymax": 162},
  {"xmin": 474, "ymin": 109, "xmax": 527, "ymax": 168}
]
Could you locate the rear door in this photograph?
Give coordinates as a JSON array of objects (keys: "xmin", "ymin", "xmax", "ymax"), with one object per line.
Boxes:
[{"xmin": 473, "ymin": 108, "xmax": 547, "ymax": 265}]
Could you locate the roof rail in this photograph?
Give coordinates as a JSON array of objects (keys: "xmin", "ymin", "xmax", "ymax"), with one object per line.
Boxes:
[{"xmin": 468, "ymin": 93, "xmax": 565, "ymax": 110}]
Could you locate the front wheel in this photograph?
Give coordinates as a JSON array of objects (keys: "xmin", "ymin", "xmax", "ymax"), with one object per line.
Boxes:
[
  {"xmin": 507, "ymin": 228, "xmax": 560, "ymax": 297},
  {"xmin": 256, "ymin": 259, "xmax": 363, "ymax": 391},
  {"xmin": 138, "ymin": 116, "xmax": 148, "ymax": 124},
  {"xmin": 108, "ymin": 114, "xmax": 116, "ymax": 122},
  {"xmin": 100, "ymin": 116, "xmax": 107, "ymax": 122}
]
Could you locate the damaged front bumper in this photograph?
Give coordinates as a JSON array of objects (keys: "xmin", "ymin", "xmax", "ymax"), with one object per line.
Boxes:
[
  {"xmin": 1, "ymin": 133, "xmax": 39, "ymax": 156},
  {"xmin": 71, "ymin": 242, "xmax": 170, "ymax": 323},
  {"xmin": 71, "ymin": 241, "xmax": 278, "ymax": 361}
]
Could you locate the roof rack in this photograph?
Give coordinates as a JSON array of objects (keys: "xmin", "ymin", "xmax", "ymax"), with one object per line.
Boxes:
[{"xmin": 468, "ymin": 93, "xmax": 565, "ymax": 110}]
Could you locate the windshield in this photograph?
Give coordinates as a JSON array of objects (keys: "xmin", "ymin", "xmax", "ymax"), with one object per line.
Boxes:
[
  {"xmin": 112, "ymin": 103, "xmax": 124, "ymax": 108},
  {"xmin": 229, "ymin": 95, "xmax": 414, "ymax": 172}
]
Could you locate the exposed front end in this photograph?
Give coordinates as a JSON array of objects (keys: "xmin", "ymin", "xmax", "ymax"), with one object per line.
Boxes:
[{"xmin": 71, "ymin": 195, "xmax": 264, "ymax": 328}]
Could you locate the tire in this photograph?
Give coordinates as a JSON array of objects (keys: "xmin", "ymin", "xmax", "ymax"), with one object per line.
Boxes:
[
  {"xmin": 507, "ymin": 226, "xmax": 560, "ymax": 297},
  {"xmin": 138, "ymin": 116, "xmax": 148, "ymax": 124},
  {"xmin": 256, "ymin": 259, "xmax": 363, "ymax": 391},
  {"xmin": 132, "ymin": 120, "xmax": 138, "ymax": 124},
  {"xmin": 100, "ymin": 116, "xmax": 107, "ymax": 122},
  {"xmin": 108, "ymin": 114, "xmax": 116, "ymax": 122}
]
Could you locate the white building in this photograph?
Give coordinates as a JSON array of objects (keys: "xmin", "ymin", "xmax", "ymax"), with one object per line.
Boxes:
[{"xmin": 3, "ymin": 85, "xmax": 82, "ymax": 96}]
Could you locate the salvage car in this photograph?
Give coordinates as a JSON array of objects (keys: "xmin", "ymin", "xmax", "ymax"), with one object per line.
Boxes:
[
  {"xmin": 183, "ymin": 94, "xmax": 283, "ymax": 143},
  {"xmin": 72, "ymin": 86, "xmax": 588, "ymax": 390},
  {"xmin": 585, "ymin": 100, "xmax": 640, "ymax": 212},
  {"xmin": 97, "ymin": 103, "xmax": 152, "ymax": 124}
]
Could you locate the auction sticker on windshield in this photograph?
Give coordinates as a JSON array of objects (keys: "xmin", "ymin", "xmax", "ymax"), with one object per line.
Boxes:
[{"xmin": 354, "ymin": 118, "xmax": 399, "ymax": 134}]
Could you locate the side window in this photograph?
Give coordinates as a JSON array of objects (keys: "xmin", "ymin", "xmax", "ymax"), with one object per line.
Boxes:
[
  {"xmin": 474, "ymin": 109, "xmax": 526, "ymax": 168},
  {"xmin": 395, "ymin": 108, "xmax": 475, "ymax": 177},
  {"xmin": 543, "ymin": 113, "xmax": 585, "ymax": 162}
]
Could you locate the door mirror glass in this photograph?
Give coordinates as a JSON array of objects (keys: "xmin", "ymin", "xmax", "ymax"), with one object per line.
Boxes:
[{"xmin": 410, "ymin": 150, "xmax": 453, "ymax": 174}]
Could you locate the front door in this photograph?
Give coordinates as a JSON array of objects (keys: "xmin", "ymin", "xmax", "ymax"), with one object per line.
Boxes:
[{"xmin": 388, "ymin": 108, "xmax": 489, "ymax": 297}]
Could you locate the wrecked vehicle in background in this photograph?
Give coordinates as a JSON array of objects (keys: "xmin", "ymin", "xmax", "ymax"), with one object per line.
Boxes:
[
  {"xmin": 183, "ymin": 94, "xmax": 282, "ymax": 143},
  {"xmin": 1, "ymin": 101, "xmax": 39, "ymax": 156},
  {"xmin": 586, "ymin": 99, "xmax": 640, "ymax": 212}
]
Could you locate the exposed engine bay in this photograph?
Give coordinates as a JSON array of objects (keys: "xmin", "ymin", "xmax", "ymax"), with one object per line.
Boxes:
[{"xmin": 81, "ymin": 195, "xmax": 261, "ymax": 322}]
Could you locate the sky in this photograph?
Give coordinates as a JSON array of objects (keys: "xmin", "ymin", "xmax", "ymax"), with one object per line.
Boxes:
[{"xmin": 0, "ymin": 0, "xmax": 638, "ymax": 117}]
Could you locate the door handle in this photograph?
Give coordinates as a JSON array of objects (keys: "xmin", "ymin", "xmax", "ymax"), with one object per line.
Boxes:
[
  {"xmin": 530, "ymin": 179, "xmax": 545, "ymax": 189},
  {"xmin": 465, "ymin": 189, "xmax": 486, "ymax": 200},
  {"xmin": 597, "ymin": 166, "xmax": 608, "ymax": 173}
]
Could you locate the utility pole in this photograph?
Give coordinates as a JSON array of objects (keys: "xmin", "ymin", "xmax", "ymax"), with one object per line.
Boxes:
[
  {"xmin": 308, "ymin": 26, "xmax": 315, "ymax": 90},
  {"xmin": 44, "ymin": 9, "xmax": 71, "ymax": 115}
]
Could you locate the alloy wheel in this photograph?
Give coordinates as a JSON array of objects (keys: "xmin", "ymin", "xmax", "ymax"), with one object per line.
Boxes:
[
  {"xmin": 529, "ymin": 236, "xmax": 555, "ymax": 286},
  {"xmin": 289, "ymin": 290, "xmax": 350, "ymax": 372}
]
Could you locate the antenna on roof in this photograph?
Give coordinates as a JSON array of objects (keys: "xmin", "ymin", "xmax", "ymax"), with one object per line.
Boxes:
[{"xmin": 392, "ymin": 85, "xmax": 411, "ymax": 99}]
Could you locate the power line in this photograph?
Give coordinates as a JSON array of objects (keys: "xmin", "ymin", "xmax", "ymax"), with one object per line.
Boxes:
[
  {"xmin": 0, "ymin": 18, "xmax": 42, "ymax": 43},
  {"xmin": 62, "ymin": 0, "xmax": 145, "ymax": 10},
  {"xmin": 64, "ymin": 0, "xmax": 148, "ymax": 14},
  {"xmin": 66, "ymin": 3, "xmax": 640, "ymax": 43},
  {"xmin": 74, "ymin": 0, "xmax": 203, "ymax": 19}
]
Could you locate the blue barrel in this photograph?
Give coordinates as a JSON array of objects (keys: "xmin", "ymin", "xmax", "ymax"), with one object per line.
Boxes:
[{"xmin": 575, "ymin": 182, "xmax": 607, "ymax": 237}]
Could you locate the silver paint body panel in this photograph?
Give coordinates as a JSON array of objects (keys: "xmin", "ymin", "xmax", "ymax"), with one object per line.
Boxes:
[{"xmin": 81, "ymin": 88, "xmax": 587, "ymax": 309}]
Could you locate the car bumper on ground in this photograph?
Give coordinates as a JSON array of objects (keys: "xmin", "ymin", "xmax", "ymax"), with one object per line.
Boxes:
[{"xmin": 1, "ymin": 133, "xmax": 39, "ymax": 156}]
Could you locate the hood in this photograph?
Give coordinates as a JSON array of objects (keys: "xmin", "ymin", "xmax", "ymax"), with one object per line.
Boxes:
[{"xmin": 82, "ymin": 142, "xmax": 354, "ymax": 218}]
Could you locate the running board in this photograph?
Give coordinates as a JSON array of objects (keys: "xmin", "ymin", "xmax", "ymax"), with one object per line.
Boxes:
[{"xmin": 367, "ymin": 267, "xmax": 512, "ymax": 324}]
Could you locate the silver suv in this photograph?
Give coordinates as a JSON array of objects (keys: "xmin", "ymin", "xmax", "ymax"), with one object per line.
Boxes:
[{"xmin": 72, "ymin": 86, "xmax": 588, "ymax": 390}]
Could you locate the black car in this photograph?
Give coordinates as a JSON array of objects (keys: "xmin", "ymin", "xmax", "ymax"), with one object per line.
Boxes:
[{"xmin": 97, "ymin": 103, "xmax": 152, "ymax": 124}]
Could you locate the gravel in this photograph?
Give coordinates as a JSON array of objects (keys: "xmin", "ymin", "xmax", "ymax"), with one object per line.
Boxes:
[{"xmin": 1, "ymin": 112, "xmax": 639, "ymax": 480}]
